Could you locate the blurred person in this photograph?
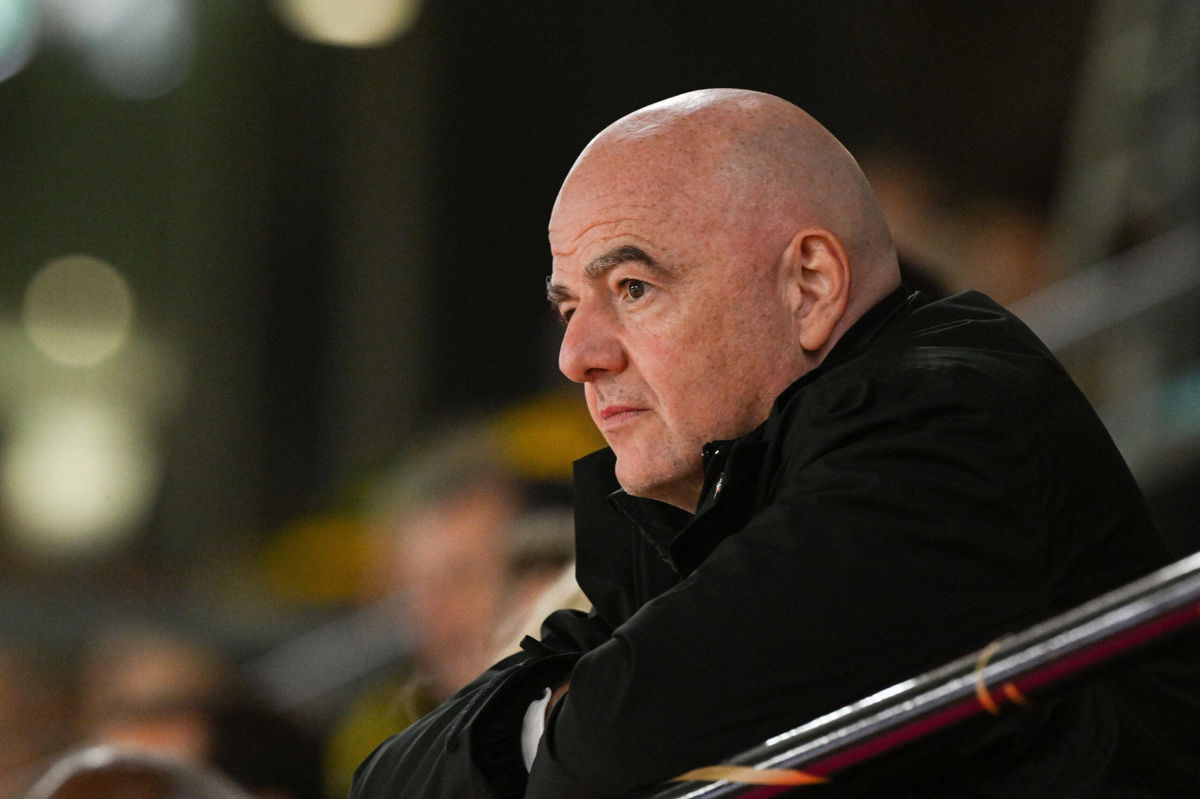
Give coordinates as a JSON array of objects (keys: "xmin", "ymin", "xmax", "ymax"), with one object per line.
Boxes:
[
  {"xmin": 82, "ymin": 696, "xmax": 325, "ymax": 799},
  {"xmin": 859, "ymin": 146, "xmax": 1049, "ymax": 304},
  {"xmin": 324, "ymin": 420, "xmax": 524, "ymax": 799},
  {"xmin": 22, "ymin": 745, "xmax": 252, "ymax": 799},
  {"xmin": 351, "ymin": 89, "xmax": 1199, "ymax": 797},
  {"xmin": 325, "ymin": 397, "xmax": 597, "ymax": 796},
  {"xmin": 75, "ymin": 626, "xmax": 324, "ymax": 799},
  {"xmin": 380, "ymin": 462, "xmax": 521, "ymax": 701},
  {"xmin": 75, "ymin": 625, "xmax": 236, "ymax": 745},
  {"xmin": 359, "ymin": 397, "xmax": 596, "ymax": 702}
]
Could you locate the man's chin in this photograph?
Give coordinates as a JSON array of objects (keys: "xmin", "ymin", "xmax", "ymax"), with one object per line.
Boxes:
[
  {"xmin": 614, "ymin": 459, "xmax": 700, "ymax": 512},
  {"xmin": 615, "ymin": 462, "xmax": 658, "ymax": 498}
]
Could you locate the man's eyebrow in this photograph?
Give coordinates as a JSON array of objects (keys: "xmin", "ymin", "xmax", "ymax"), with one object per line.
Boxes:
[
  {"xmin": 583, "ymin": 244, "xmax": 659, "ymax": 279},
  {"xmin": 546, "ymin": 278, "xmax": 570, "ymax": 308},
  {"xmin": 546, "ymin": 245, "xmax": 665, "ymax": 308}
]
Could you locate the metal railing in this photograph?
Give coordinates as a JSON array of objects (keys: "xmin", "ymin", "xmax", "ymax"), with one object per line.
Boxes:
[{"xmin": 649, "ymin": 551, "xmax": 1200, "ymax": 797}]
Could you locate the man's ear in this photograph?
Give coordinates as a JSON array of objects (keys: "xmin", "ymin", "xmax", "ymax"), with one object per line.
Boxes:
[{"xmin": 782, "ymin": 229, "xmax": 851, "ymax": 353}]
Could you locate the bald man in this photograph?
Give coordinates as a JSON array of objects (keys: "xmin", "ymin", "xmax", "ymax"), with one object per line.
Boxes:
[{"xmin": 352, "ymin": 90, "xmax": 1195, "ymax": 797}]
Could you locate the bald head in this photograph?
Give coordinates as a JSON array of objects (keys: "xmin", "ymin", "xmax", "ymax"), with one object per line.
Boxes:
[
  {"xmin": 548, "ymin": 90, "xmax": 901, "ymax": 510},
  {"xmin": 552, "ymin": 89, "xmax": 899, "ymax": 320}
]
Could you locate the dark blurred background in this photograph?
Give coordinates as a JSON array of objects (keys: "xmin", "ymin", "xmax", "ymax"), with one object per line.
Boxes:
[{"xmin": 0, "ymin": 1, "xmax": 1197, "ymax": 796}]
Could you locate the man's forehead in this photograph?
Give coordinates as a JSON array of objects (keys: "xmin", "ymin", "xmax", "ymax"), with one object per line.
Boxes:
[
  {"xmin": 549, "ymin": 207, "xmax": 651, "ymax": 259},
  {"xmin": 549, "ymin": 156, "xmax": 723, "ymax": 242},
  {"xmin": 551, "ymin": 136, "xmax": 701, "ymax": 228}
]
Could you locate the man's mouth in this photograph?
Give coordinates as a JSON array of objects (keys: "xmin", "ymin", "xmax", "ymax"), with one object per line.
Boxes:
[{"xmin": 599, "ymin": 405, "xmax": 645, "ymax": 423}]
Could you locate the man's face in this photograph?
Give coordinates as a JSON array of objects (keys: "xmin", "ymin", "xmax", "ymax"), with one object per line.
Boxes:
[{"xmin": 548, "ymin": 161, "xmax": 806, "ymax": 511}]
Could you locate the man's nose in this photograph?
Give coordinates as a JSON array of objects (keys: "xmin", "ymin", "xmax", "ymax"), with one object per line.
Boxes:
[{"xmin": 558, "ymin": 306, "xmax": 626, "ymax": 383}]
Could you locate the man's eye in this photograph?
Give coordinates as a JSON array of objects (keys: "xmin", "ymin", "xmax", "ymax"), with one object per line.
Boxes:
[{"xmin": 624, "ymin": 279, "xmax": 647, "ymax": 299}]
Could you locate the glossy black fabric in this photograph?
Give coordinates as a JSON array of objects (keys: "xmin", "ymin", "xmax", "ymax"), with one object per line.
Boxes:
[{"xmin": 351, "ymin": 290, "xmax": 1196, "ymax": 798}]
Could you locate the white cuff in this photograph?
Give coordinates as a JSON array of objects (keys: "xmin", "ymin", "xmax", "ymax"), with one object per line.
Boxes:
[{"xmin": 521, "ymin": 687, "xmax": 552, "ymax": 771}]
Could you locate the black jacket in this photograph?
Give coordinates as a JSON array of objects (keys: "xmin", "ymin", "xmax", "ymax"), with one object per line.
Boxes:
[{"xmin": 351, "ymin": 289, "xmax": 1197, "ymax": 798}]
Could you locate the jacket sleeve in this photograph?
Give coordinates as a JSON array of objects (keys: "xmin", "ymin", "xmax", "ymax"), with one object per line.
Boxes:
[
  {"xmin": 524, "ymin": 361, "xmax": 1164, "ymax": 796},
  {"xmin": 349, "ymin": 610, "xmax": 614, "ymax": 799}
]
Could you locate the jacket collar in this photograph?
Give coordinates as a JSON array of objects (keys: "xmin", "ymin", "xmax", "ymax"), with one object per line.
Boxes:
[
  {"xmin": 769, "ymin": 286, "xmax": 914, "ymax": 407},
  {"xmin": 831, "ymin": 284, "xmax": 914, "ymax": 357},
  {"xmin": 759, "ymin": 286, "xmax": 915, "ymax": 444},
  {"xmin": 575, "ymin": 286, "xmax": 919, "ymax": 576}
]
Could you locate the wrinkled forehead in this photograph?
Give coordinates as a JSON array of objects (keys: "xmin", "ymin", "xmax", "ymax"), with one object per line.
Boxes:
[
  {"xmin": 548, "ymin": 141, "xmax": 738, "ymax": 264},
  {"xmin": 549, "ymin": 190, "xmax": 676, "ymax": 264}
]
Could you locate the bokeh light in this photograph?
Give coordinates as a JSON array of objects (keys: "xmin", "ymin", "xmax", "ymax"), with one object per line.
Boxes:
[
  {"xmin": 0, "ymin": 0, "xmax": 37, "ymax": 84},
  {"xmin": 22, "ymin": 254, "xmax": 136, "ymax": 368},
  {"xmin": 1, "ymin": 399, "xmax": 158, "ymax": 557},
  {"xmin": 42, "ymin": 0, "xmax": 195, "ymax": 99},
  {"xmin": 273, "ymin": 0, "xmax": 422, "ymax": 48}
]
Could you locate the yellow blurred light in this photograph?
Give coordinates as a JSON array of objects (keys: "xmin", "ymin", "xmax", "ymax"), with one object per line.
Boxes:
[
  {"xmin": 273, "ymin": 0, "xmax": 421, "ymax": 47},
  {"xmin": 22, "ymin": 254, "xmax": 135, "ymax": 368},
  {"xmin": 259, "ymin": 514, "xmax": 374, "ymax": 605},
  {"xmin": 1, "ymin": 400, "xmax": 158, "ymax": 557},
  {"xmin": 494, "ymin": 391, "xmax": 606, "ymax": 483}
]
